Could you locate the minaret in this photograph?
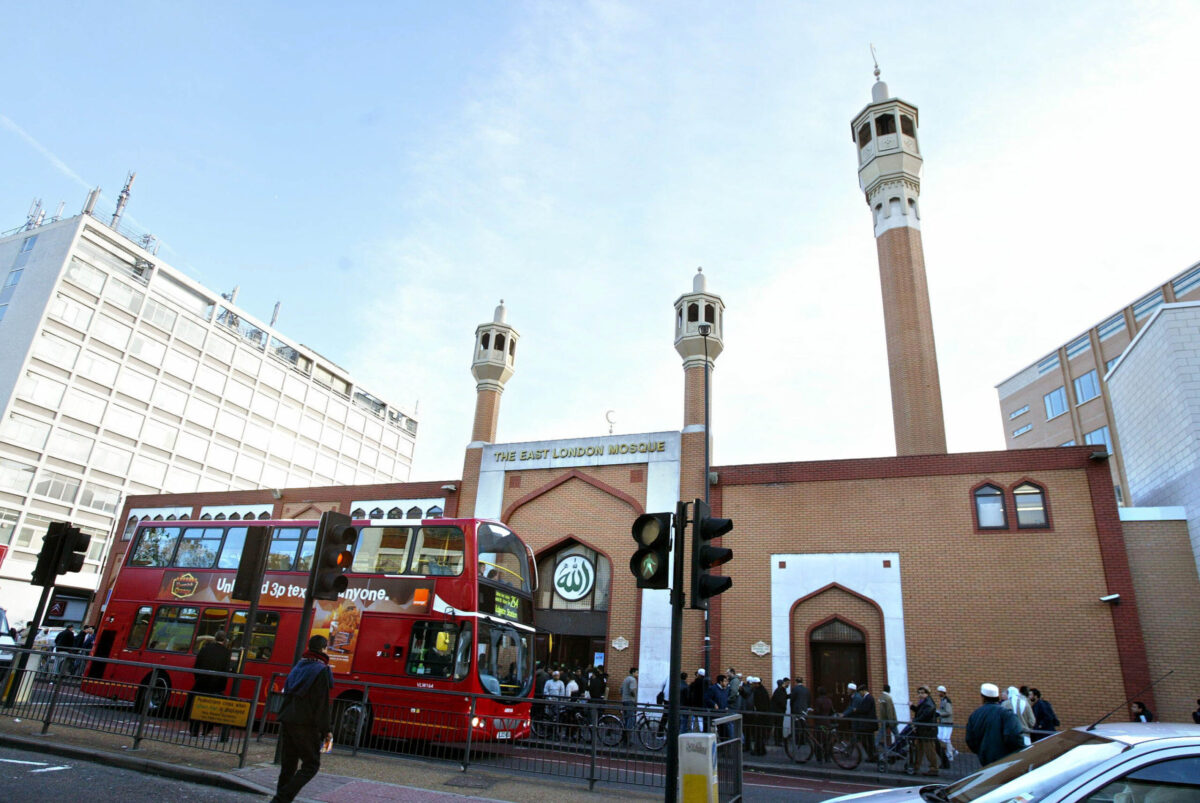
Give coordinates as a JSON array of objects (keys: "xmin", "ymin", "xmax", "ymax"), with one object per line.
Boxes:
[
  {"xmin": 851, "ymin": 63, "xmax": 947, "ymax": 455},
  {"xmin": 470, "ymin": 300, "xmax": 519, "ymax": 443},
  {"xmin": 675, "ymin": 269, "xmax": 724, "ymax": 497},
  {"xmin": 459, "ymin": 301, "xmax": 518, "ymax": 517}
]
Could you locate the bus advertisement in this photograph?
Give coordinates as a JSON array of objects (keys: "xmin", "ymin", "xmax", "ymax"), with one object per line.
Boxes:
[{"xmin": 81, "ymin": 517, "xmax": 536, "ymax": 743}]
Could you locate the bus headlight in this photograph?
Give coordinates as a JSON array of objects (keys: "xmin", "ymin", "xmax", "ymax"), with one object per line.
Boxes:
[{"xmin": 471, "ymin": 717, "xmax": 484, "ymax": 728}]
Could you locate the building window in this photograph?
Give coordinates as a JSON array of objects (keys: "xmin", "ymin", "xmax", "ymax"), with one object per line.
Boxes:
[
  {"xmin": 1043, "ymin": 387, "xmax": 1068, "ymax": 419},
  {"xmin": 687, "ymin": 303, "xmax": 699, "ymax": 323},
  {"xmin": 1173, "ymin": 264, "xmax": 1200, "ymax": 297},
  {"xmin": 1009, "ymin": 405, "xmax": 1030, "ymax": 420},
  {"xmin": 1037, "ymin": 354, "xmax": 1060, "ymax": 375},
  {"xmin": 4, "ymin": 269, "xmax": 23, "ymax": 289},
  {"xmin": 407, "ymin": 506, "xmax": 422, "ymax": 519},
  {"xmin": 1105, "ymin": 356, "xmax": 1119, "ymax": 373},
  {"xmin": 1073, "ymin": 370, "xmax": 1101, "ymax": 404},
  {"xmin": 1085, "ymin": 426, "xmax": 1112, "ymax": 453},
  {"xmin": 1097, "ymin": 314, "xmax": 1126, "ymax": 341},
  {"xmin": 1012, "ymin": 424, "xmax": 1032, "ymax": 437},
  {"xmin": 857, "ymin": 122, "xmax": 872, "ymax": 147},
  {"xmin": 900, "ymin": 115, "xmax": 916, "ymax": 137},
  {"xmin": 973, "ymin": 484, "xmax": 1007, "ymax": 529},
  {"xmin": 0, "ymin": 457, "xmax": 36, "ymax": 494},
  {"xmin": 1060, "ymin": 440, "xmax": 1076, "ymax": 447},
  {"xmin": 1013, "ymin": 482, "xmax": 1049, "ymax": 528},
  {"xmin": 875, "ymin": 114, "xmax": 896, "ymax": 136},
  {"xmin": 1133, "ymin": 291, "xmax": 1163, "ymax": 321},
  {"xmin": 1065, "ymin": 335, "xmax": 1091, "ymax": 359},
  {"xmin": 369, "ymin": 507, "xmax": 385, "ymax": 519},
  {"xmin": 34, "ymin": 470, "xmax": 81, "ymax": 503}
]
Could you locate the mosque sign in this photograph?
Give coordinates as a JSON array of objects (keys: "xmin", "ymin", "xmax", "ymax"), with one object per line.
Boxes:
[
  {"xmin": 482, "ymin": 432, "xmax": 680, "ymax": 472},
  {"xmin": 553, "ymin": 555, "xmax": 595, "ymax": 601}
]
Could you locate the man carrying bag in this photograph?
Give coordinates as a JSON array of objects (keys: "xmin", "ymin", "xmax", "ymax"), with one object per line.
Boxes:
[{"xmin": 271, "ymin": 635, "xmax": 334, "ymax": 803}]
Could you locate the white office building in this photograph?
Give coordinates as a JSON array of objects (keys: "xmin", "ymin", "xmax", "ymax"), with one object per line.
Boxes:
[{"xmin": 0, "ymin": 208, "xmax": 418, "ymax": 623}]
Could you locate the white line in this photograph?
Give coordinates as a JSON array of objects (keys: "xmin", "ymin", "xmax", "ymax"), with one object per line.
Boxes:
[
  {"xmin": 0, "ymin": 759, "xmax": 47, "ymax": 766},
  {"xmin": 30, "ymin": 766, "xmax": 70, "ymax": 773}
]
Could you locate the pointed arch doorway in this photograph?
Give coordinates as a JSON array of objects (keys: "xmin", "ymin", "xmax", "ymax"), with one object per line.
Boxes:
[{"xmin": 810, "ymin": 618, "xmax": 867, "ymax": 712}]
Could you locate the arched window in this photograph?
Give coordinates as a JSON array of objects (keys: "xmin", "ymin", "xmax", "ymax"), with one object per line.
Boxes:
[
  {"xmin": 875, "ymin": 114, "xmax": 896, "ymax": 136},
  {"xmin": 258, "ymin": 511, "xmax": 270, "ymax": 520},
  {"xmin": 810, "ymin": 618, "xmax": 865, "ymax": 643},
  {"xmin": 495, "ymin": 333, "xmax": 505, "ymax": 352},
  {"xmin": 369, "ymin": 507, "xmax": 385, "ymax": 519},
  {"xmin": 153, "ymin": 514, "xmax": 164, "ymax": 521},
  {"xmin": 406, "ymin": 506, "xmax": 422, "ymax": 519},
  {"xmin": 229, "ymin": 512, "xmax": 241, "ymax": 521},
  {"xmin": 351, "ymin": 507, "xmax": 366, "ymax": 518},
  {"xmin": 974, "ymin": 484, "xmax": 1007, "ymax": 529},
  {"xmin": 509, "ymin": 340, "xmax": 515, "ymax": 358},
  {"xmin": 165, "ymin": 514, "xmax": 178, "ymax": 521},
  {"xmin": 1014, "ymin": 483, "xmax": 1049, "ymax": 529},
  {"xmin": 200, "ymin": 513, "xmax": 212, "ymax": 520},
  {"xmin": 687, "ymin": 303, "xmax": 699, "ymax": 323},
  {"xmin": 480, "ymin": 333, "xmax": 490, "ymax": 351},
  {"xmin": 387, "ymin": 506, "xmax": 402, "ymax": 519},
  {"xmin": 427, "ymin": 505, "xmax": 443, "ymax": 518},
  {"xmin": 900, "ymin": 115, "xmax": 916, "ymax": 137},
  {"xmin": 677, "ymin": 308, "xmax": 684, "ymax": 329},
  {"xmin": 704, "ymin": 304, "xmax": 715, "ymax": 324},
  {"xmin": 858, "ymin": 122, "xmax": 872, "ymax": 147}
]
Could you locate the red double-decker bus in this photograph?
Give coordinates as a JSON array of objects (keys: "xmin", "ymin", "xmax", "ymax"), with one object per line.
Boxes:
[{"xmin": 83, "ymin": 516, "xmax": 536, "ymax": 742}]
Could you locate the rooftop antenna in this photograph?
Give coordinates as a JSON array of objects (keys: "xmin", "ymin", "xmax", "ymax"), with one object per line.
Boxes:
[
  {"xmin": 270, "ymin": 301, "xmax": 281, "ymax": 327},
  {"xmin": 52, "ymin": 201, "xmax": 64, "ymax": 223},
  {"xmin": 82, "ymin": 187, "xmax": 101, "ymax": 216},
  {"xmin": 25, "ymin": 198, "xmax": 43, "ymax": 231},
  {"xmin": 111, "ymin": 171, "xmax": 136, "ymax": 229},
  {"xmin": 871, "ymin": 43, "xmax": 881, "ymax": 81}
]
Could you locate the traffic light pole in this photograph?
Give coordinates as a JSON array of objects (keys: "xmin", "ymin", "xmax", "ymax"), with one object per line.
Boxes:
[
  {"xmin": 664, "ymin": 499, "xmax": 688, "ymax": 803},
  {"xmin": 3, "ymin": 582, "xmax": 54, "ymax": 708}
]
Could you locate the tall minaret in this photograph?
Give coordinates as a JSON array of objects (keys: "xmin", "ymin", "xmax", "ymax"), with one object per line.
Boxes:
[
  {"xmin": 852, "ymin": 63, "xmax": 947, "ymax": 455},
  {"xmin": 675, "ymin": 269, "xmax": 724, "ymax": 499},
  {"xmin": 459, "ymin": 301, "xmax": 519, "ymax": 516}
]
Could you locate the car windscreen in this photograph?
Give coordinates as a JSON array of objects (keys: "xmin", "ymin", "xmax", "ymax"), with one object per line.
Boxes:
[{"xmin": 944, "ymin": 729, "xmax": 1129, "ymax": 803}]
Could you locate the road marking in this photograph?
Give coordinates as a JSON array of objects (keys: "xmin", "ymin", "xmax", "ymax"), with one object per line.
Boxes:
[
  {"xmin": 0, "ymin": 759, "xmax": 47, "ymax": 766},
  {"xmin": 30, "ymin": 766, "xmax": 71, "ymax": 773}
]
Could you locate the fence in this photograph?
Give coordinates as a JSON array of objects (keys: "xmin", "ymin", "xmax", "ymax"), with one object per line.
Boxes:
[{"xmin": 0, "ymin": 646, "xmax": 262, "ymax": 768}]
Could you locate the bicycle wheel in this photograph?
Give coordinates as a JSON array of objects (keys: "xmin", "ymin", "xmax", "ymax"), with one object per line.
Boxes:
[
  {"xmin": 596, "ymin": 714, "xmax": 623, "ymax": 747},
  {"xmin": 832, "ymin": 738, "xmax": 862, "ymax": 770},
  {"xmin": 784, "ymin": 732, "xmax": 813, "ymax": 763},
  {"xmin": 638, "ymin": 717, "xmax": 667, "ymax": 751}
]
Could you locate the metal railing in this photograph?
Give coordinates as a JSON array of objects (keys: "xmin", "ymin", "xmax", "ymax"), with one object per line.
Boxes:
[{"xmin": 0, "ymin": 646, "xmax": 262, "ymax": 768}]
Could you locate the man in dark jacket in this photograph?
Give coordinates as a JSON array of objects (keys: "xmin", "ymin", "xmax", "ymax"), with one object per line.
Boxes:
[
  {"xmin": 272, "ymin": 635, "xmax": 334, "ymax": 803},
  {"xmin": 789, "ymin": 677, "xmax": 811, "ymax": 748},
  {"xmin": 770, "ymin": 678, "xmax": 789, "ymax": 745},
  {"xmin": 1030, "ymin": 688, "xmax": 1059, "ymax": 741},
  {"xmin": 54, "ymin": 625, "xmax": 76, "ymax": 675},
  {"xmin": 966, "ymin": 682, "xmax": 1024, "ymax": 768},
  {"xmin": 910, "ymin": 685, "xmax": 940, "ymax": 775},
  {"xmin": 189, "ymin": 630, "xmax": 232, "ymax": 737},
  {"xmin": 853, "ymin": 683, "xmax": 879, "ymax": 762},
  {"xmin": 750, "ymin": 676, "xmax": 771, "ymax": 756}
]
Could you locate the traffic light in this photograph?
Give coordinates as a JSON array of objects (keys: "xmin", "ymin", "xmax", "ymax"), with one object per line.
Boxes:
[
  {"xmin": 690, "ymin": 499, "xmax": 732, "ymax": 610},
  {"xmin": 629, "ymin": 511, "xmax": 672, "ymax": 589},
  {"xmin": 56, "ymin": 525, "xmax": 90, "ymax": 574},
  {"xmin": 312, "ymin": 511, "xmax": 355, "ymax": 600},
  {"xmin": 31, "ymin": 522, "xmax": 67, "ymax": 586}
]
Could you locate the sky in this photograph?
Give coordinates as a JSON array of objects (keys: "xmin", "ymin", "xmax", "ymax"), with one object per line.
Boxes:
[{"xmin": 2, "ymin": 1, "xmax": 1198, "ymax": 482}]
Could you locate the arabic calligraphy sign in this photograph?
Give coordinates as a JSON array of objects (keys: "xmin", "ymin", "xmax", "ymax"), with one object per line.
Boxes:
[{"xmin": 552, "ymin": 555, "xmax": 595, "ymax": 601}]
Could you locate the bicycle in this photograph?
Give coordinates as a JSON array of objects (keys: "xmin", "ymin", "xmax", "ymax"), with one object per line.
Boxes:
[
  {"xmin": 785, "ymin": 715, "xmax": 860, "ymax": 769},
  {"xmin": 533, "ymin": 700, "xmax": 624, "ymax": 746}
]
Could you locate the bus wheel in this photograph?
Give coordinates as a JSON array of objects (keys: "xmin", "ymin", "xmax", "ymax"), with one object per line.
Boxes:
[
  {"xmin": 136, "ymin": 673, "xmax": 171, "ymax": 718},
  {"xmin": 333, "ymin": 696, "xmax": 372, "ymax": 747}
]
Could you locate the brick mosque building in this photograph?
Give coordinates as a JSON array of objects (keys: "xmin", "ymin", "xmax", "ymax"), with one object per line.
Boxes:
[{"xmin": 91, "ymin": 73, "xmax": 1200, "ymax": 724}]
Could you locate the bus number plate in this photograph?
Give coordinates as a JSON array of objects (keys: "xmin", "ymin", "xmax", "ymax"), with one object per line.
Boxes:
[{"xmin": 497, "ymin": 731, "xmax": 512, "ymax": 739}]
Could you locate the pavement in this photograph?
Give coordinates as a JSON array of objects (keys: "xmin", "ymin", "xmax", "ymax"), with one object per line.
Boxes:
[{"xmin": 0, "ymin": 711, "xmax": 924, "ymax": 801}]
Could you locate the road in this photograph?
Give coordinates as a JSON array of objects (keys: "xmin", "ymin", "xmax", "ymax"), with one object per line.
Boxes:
[{"xmin": 0, "ymin": 745, "xmax": 261, "ymax": 802}]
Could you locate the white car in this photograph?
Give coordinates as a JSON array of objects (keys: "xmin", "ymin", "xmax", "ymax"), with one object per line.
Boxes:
[{"xmin": 826, "ymin": 723, "xmax": 1200, "ymax": 803}]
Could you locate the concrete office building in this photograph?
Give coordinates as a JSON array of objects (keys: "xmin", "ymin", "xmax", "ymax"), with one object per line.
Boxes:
[
  {"xmin": 0, "ymin": 202, "xmax": 419, "ymax": 624},
  {"xmin": 994, "ymin": 260, "xmax": 1200, "ymax": 504}
]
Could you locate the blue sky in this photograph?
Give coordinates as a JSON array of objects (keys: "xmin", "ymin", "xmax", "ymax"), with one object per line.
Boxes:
[{"xmin": 3, "ymin": 1, "xmax": 1198, "ymax": 480}]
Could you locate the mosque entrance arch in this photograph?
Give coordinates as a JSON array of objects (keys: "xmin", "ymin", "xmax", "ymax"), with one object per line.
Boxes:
[
  {"xmin": 810, "ymin": 618, "xmax": 867, "ymax": 713},
  {"xmin": 534, "ymin": 539, "xmax": 611, "ymax": 672}
]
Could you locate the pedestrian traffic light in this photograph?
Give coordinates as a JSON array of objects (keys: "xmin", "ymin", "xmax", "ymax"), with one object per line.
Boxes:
[
  {"xmin": 56, "ymin": 525, "xmax": 91, "ymax": 575},
  {"xmin": 630, "ymin": 511, "xmax": 672, "ymax": 589},
  {"xmin": 312, "ymin": 511, "xmax": 355, "ymax": 600},
  {"xmin": 690, "ymin": 499, "xmax": 732, "ymax": 610},
  {"xmin": 31, "ymin": 522, "xmax": 67, "ymax": 586}
]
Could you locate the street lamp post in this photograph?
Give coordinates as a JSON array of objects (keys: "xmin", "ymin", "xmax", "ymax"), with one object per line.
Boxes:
[{"xmin": 698, "ymin": 322, "xmax": 712, "ymax": 677}]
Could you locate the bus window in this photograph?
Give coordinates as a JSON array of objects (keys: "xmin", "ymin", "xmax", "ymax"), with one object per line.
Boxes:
[
  {"xmin": 478, "ymin": 621, "xmax": 531, "ymax": 697},
  {"xmin": 217, "ymin": 527, "xmax": 248, "ymax": 569},
  {"xmin": 126, "ymin": 606, "xmax": 153, "ymax": 650},
  {"xmin": 411, "ymin": 527, "xmax": 465, "ymax": 576},
  {"xmin": 296, "ymin": 528, "xmax": 318, "ymax": 571},
  {"xmin": 229, "ymin": 611, "xmax": 280, "ymax": 662},
  {"xmin": 267, "ymin": 527, "xmax": 305, "ymax": 570},
  {"xmin": 353, "ymin": 526, "xmax": 412, "ymax": 574},
  {"xmin": 193, "ymin": 608, "xmax": 229, "ymax": 653},
  {"xmin": 146, "ymin": 606, "xmax": 200, "ymax": 653},
  {"xmin": 477, "ymin": 523, "xmax": 530, "ymax": 592},
  {"xmin": 408, "ymin": 621, "xmax": 465, "ymax": 679},
  {"xmin": 174, "ymin": 527, "xmax": 228, "ymax": 568},
  {"xmin": 129, "ymin": 526, "xmax": 182, "ymax": 567}
]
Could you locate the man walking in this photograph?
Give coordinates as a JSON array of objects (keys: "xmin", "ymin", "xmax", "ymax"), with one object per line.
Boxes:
[
  {"xmin": 788, "ymin": 677, "xmax": 811, "ymax": 748},
  {"xmin": 620, "ymin": 666, "xmax": 638, "ymax": 742},
  {"xmin": 877, "ymin": 684, "xmax": 898, "ymax": 750},
  {"xmin": 770, "ymin": 678, "xmax": 789, "ymax": 745},
  {"xmin": 189, "ymin": 630, "xmax": 232, "ymax": 737},
  {"xmin": 272, "ymin": 635, "xmax": 334, "ymax": 803},
  {"xmin": 909, "ymin": 685, "xmax": 940, "ymax": 776},
  {"xmin": 966, "ymin": 683, "xmax": 1024, "ymax": 768},
  {"xmin": 54, "ymin": 624, "xmax": 76, "ymax": 675}
]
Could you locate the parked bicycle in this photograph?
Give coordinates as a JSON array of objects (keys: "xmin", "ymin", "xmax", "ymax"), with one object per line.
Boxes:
[
  {"xmin": 784, "ymin": 714, "xmax": 861, "ymax": 769},
  {"xmin": 532, "ymin": 701, "xmax": 624, "ymax": 746}
]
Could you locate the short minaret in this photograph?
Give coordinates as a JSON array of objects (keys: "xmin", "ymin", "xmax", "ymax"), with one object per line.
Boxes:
[
  {"xmin": 851, "ymin": 65, "xmax": 947, "ymax": 455},
  {"xmin": 675, "ymin": 270, "xmax": 724, "ymax": 502},
  {"xmin": 470, "ymin": 300, "xmax": 519, "ymax": 444}
]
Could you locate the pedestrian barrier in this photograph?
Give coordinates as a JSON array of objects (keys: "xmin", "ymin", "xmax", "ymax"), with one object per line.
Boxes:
[{"xmin": 0, "ymin": 645, "xmax": 261, "ymax": 768}]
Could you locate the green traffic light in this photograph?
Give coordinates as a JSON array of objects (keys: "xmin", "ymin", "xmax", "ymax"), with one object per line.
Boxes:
[{"xmin": 639, "ymin": 553, "xmax": 660, "ymax": 580}]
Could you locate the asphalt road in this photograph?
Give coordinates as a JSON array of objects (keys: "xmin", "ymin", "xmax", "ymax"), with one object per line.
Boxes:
[{"xmin": 0, "ymin": 744, "xmax": 262, "ymax": 802}]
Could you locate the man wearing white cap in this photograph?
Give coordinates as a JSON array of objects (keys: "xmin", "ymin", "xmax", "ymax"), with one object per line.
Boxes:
[
  {"xmin": 935, "ymin": 685, "xmax": 957, "ymax": 768},
  {"xmin": 965, "ymin": 682, "xmax": 1024, "ymax": 767}
]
